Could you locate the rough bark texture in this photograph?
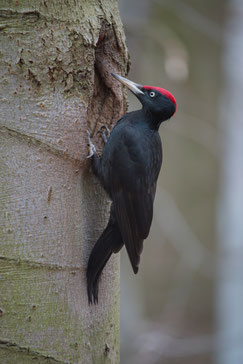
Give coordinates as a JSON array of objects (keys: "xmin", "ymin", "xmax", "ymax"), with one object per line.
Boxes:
[{"xmin": 0, "ymin": 1, "xmax": 129, "ymax": 363}]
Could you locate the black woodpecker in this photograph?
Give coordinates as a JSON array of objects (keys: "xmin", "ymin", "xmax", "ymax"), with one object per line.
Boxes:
[{"xmin": 86, "ymin": 73, "xmax": 177, "ymax": 304}]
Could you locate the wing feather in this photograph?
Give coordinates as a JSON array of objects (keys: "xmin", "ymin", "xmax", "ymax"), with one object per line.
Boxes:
[{"xmin": 109, "ymin": 131, "xmax": 159, "ymax": 273}]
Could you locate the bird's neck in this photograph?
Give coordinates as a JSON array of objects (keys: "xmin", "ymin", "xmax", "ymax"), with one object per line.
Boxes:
[{"xmin": 143, "ymin": 108, "xmax": 163, "ymax": 131}]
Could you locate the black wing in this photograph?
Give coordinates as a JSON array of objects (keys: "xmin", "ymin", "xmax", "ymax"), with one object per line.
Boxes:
[{"xmin": 108, "ymin": 128, "xmax": 162, "ymax": 273}]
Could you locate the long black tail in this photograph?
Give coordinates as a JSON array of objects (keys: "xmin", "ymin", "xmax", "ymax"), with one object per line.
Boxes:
[{"xmin": 87, "ymin": 205, "xmax": 123, "ymax": 304}]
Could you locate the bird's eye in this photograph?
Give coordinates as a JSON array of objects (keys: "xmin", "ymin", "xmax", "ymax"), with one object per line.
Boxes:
[{"xmin": 149, "ymin": 91, "xmax": 156, "ymax": 98}]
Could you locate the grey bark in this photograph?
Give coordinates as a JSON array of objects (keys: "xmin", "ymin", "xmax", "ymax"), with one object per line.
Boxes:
[{"xmin": 0, "ymin": 1, "xmax": 129, "ymax": 363}]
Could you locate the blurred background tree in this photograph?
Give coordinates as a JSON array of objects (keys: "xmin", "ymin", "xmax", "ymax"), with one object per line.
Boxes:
[{"xmin": 118, "ymin": 0, "xmax": 243, "ymax": 363}]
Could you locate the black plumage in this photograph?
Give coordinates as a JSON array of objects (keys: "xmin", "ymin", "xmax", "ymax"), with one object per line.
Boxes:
[{"xmin": 87, "ymin": 73, "xmax": 176, "ymax": 304}]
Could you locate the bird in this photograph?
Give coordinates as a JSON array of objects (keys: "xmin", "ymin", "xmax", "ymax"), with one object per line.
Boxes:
[{"xmin": 86, "ymin": 72, "xmax": 176, "ymax": 304}]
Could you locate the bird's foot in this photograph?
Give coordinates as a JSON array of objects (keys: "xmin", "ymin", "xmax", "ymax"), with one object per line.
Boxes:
[
  {"xmin": 97, "ymin": 125, "xmax": 110, "ymax": 144},
  {"xmin": 86, "ymin": 130, "xmax": 96, "ymax": 159}
]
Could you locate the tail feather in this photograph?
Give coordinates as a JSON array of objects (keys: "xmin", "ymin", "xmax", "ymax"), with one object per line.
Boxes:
[{"xmin": 86, "ymin": 208, "xmax": 123, "ymax": 304}]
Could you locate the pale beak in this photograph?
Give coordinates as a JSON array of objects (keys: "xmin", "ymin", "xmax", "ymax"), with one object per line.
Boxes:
[{"xmin": 111, "ymin": 73, "xmax": 144, "ymax": 95}]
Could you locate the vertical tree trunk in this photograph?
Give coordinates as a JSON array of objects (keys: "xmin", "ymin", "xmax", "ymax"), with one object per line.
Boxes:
[
  {"xmin": 0, "ymin": 1, "xmax": 129, "ymax": 363},
  {"xmin": 216, "ymin": 0, "xmax": 243, "ymax": 362}
]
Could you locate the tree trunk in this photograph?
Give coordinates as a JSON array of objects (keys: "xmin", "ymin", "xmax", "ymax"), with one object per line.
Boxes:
[{"xmin": 0, "ymin": 1, "xmax": 129, "ymax": 363}]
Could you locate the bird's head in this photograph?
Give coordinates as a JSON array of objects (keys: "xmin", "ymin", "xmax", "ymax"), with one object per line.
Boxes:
[{"xmin": 112, "ymin": 73, "xmax": 176, "ymax": 124}]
